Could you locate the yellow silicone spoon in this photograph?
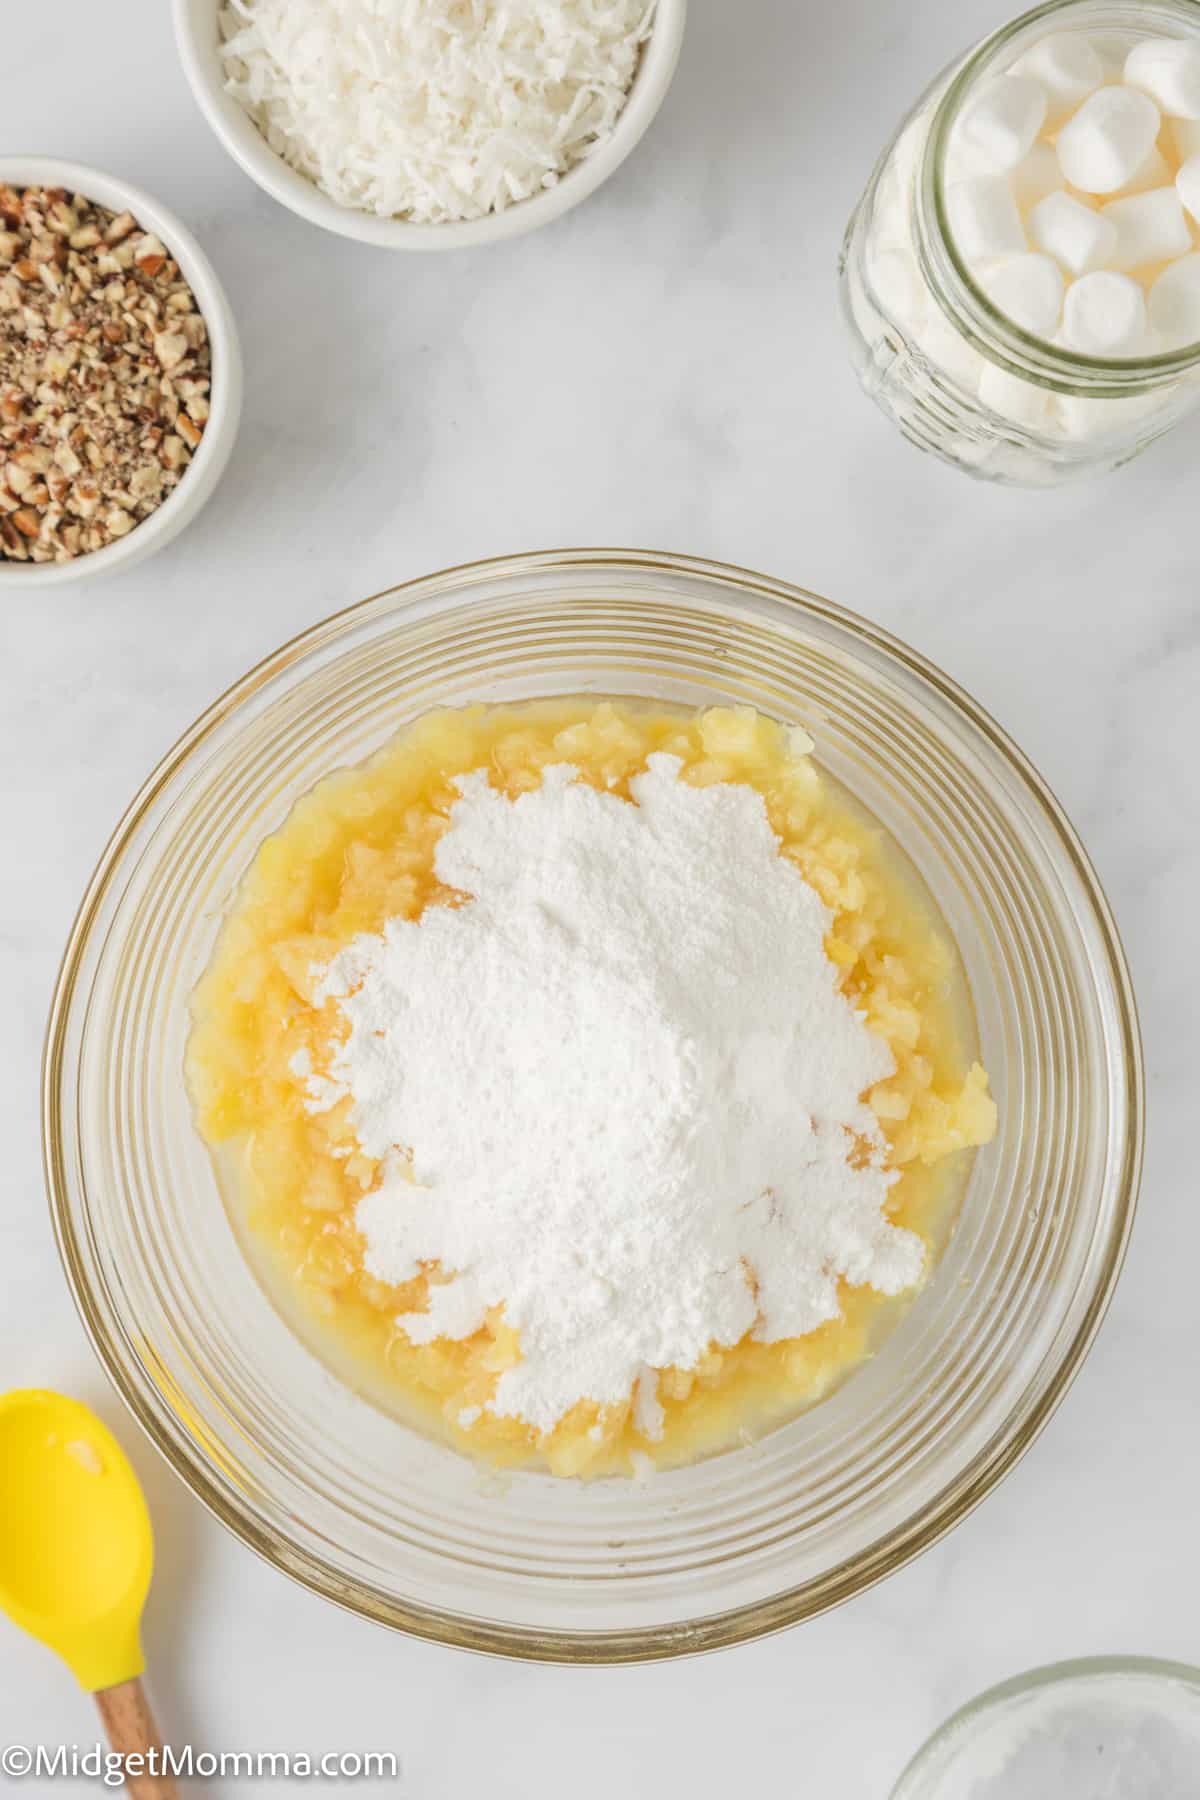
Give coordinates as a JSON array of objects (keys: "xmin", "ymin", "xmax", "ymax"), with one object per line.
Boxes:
[{"xmin": 0, "ymin": 1390, "xmax": 177, "ymax": 1799}]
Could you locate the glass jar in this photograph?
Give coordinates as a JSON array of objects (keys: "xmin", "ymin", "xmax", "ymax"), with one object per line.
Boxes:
[
  {"xmin": 840, "ymin": 0, "xmax": 1200, "ymax": 486},
  {"xmin": 891, "ymin": 1658, "xmax": 1200, "ymax": 1797}
]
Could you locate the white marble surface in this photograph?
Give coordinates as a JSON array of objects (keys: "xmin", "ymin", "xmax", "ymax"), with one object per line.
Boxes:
[{"xmin": 3, "ymin": 1, "xmax": 1199, "ymax": 1793}]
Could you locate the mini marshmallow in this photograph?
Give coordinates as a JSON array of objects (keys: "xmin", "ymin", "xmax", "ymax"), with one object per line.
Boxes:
[
  {"xmin": 1014, "ymin": 32, "xmax": 1104, "ymax": 128},
  {"xmin": 978, "ymin": 361, "xmax": 1053, "ymax": 429},
  {"xmin": 871, "ymin": 167, "xmax": 911, "ymax": 251},
  {"xmin": 1111, "ymin": 145, "xmax": 1172, "ymax": 199},
  {"xmin": 891, "ymin": 115, "xmax": 927, "ymax": 194},
  {"xmin": 1056, "ymin": 86, "xmax": 1161, "ymax": 193},
  {"xmin": 1147, "ymin": 251, "xmax": 1200, "ymax": 345},
  {"xmin": 1010, "ymin": 142, "xmax": 1065, "ymax": 214},
  {"xmin": 1052, "ymin": 386, "xmax": 1169, "ymax": 441},
  {"xmin": 1089, "ymin": 32, "xmax": 1136, "ymax": 82},
  {"xmin": 1100, "ymin": 186, "xmax": 1192, "ymax": 271},
  {"xmin": 915, "ymin": 311, "xmax": 989, "ymax": 390},
  {"xmin": 943, "ymin": 136, "xmax": 992, "ymax": 184},
  {"xmin": 1061, "ymin": 269, "xmax": 1148, "ymax": 354},
  {"xmin": 980, "ymin": 253, "xmax": 1065, "ymax": 337},
  {"xmin": 1177, "ymin": 153, "xmax": 1200, "ymax": 223},
  {"xmin": 1030, "ymin": 189, "xmax": 1118, "ymax": 275},
  {"xmin": 868, "ymin": 246, "xmax": 927, "ymax": 331},
  {"xmin": 955, "ymin": 75, "xmax": 1048, "ymax": 173},
  {"xmin": 1049, "ymin": 392, "xmax": 1126, "ymax": 442},
  {"xmin": 1170, "ymin": 116, "xmax": 1200, "ymax": 162},
  {"xmin": 1125, "ymin": 37, "xmax": 1200, "ymax": 120},
  {"xmin": 846, "ymin": 265, "xmax": 877, "ymax": 344},
  {"xmin": 947, "ymin": 176, "xmax": 1027, "ymax": 261}
]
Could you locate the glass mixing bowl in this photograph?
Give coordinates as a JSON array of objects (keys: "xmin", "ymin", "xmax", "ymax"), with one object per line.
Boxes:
[{"xmin": 43, "ymin": 550, "xmax": 1143, "ymax": 1662}]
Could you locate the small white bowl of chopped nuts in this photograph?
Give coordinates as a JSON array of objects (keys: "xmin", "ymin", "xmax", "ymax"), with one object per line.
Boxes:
[{"xmin": 0, "ymin": 158, "xmax": 242, "ymax": 586}]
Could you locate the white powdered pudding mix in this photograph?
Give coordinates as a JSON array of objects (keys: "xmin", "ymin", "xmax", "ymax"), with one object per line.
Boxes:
[{"xmin": 296, "ymin": 754, "xmax": 923, "ymax": 1435}]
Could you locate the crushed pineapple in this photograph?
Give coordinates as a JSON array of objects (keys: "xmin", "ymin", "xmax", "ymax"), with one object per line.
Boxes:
[{"xmin": 186, "ymin": 700, "xmax": 996, "ymax": 1478}]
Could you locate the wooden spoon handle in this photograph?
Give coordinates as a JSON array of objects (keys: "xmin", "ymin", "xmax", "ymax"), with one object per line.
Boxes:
[{"xmin": 94, "ymin": 1678, "xmax": 179, "ymax": 1799}]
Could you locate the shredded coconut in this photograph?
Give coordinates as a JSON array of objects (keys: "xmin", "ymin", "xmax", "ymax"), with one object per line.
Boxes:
[
  {"xmin": 297, "ymin": 757, "xmax": 923, "ymax": 1436},
  {"xmin": 219, "ymin": 0, "xmax": 656, "ymax": 223}
]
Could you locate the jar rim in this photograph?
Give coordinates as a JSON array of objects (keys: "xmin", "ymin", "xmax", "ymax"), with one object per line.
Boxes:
[
  {"xmin": 921, "ymin": 0, "xmax": 1200, "ymax": 394},
  {"xmin": 891, "ymin": 1655, "xmax": 1200, "ymax": 1796}
]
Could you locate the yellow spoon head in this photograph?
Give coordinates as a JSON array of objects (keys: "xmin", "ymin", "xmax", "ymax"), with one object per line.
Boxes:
[{"xmin": 0, "ymin": 1390, "xmax": 152, "ymax": 1692}]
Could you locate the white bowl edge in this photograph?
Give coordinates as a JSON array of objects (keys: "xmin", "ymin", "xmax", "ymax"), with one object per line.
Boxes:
[
  {"xmin": 173, "ymin": 0, "xmax": 688, "ymax": 250},
  {"xmin": 0, "ymin": 156, "xmax": 243, "ymax": 589}
]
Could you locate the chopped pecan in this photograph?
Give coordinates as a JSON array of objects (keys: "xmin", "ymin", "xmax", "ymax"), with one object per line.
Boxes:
[{"xmin": 0, "ymin": 184, "xmax": 211, "ymax": 563}]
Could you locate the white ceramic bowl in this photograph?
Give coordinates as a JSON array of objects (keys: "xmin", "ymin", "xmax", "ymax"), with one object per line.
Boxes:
[
  {"xmin": 0, "ymin": 157, "xmax": 242, "ymax": 591},
  {"xmin": 173, "ymin": 0, "xmax": 688, "ymax": 250}
]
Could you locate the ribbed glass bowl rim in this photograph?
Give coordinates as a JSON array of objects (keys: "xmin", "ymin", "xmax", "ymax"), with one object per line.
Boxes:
[
  {"xmin": 891, "ymin": 1655, "xmax": 1200, "ymax": 1794},
  {"xmin": 41, "ymin": 547, "xmax": 1145, "ymax": 1662}
]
